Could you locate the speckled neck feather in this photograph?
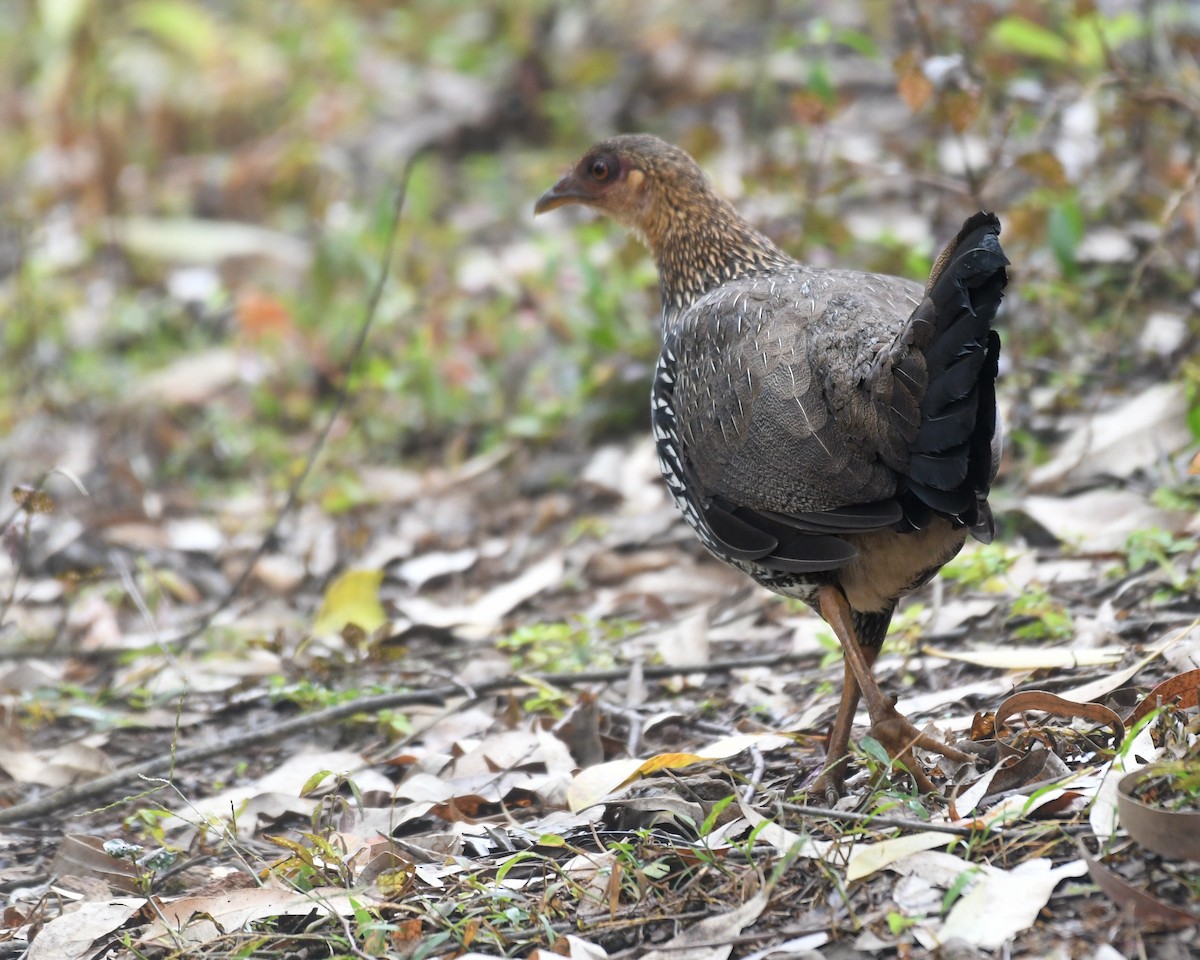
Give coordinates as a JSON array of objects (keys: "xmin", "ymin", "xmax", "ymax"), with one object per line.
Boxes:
[{"xmin": 625, "ymin": 145, "xmax": 792, "ymax": 326}]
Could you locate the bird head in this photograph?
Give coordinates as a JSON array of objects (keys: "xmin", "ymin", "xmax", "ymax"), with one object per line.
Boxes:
[{"xmin": 533, "ymin": 134, "xmax": 710, "ymax": 241}]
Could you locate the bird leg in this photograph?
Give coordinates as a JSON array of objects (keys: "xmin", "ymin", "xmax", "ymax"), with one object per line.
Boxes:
[
  {"xmin": 810, "ymin": 584, "xmax": 970, "ymax": 799},
  {"xmin": 810, "ymin": 642, "xmax": 875, "ymax": 803}
]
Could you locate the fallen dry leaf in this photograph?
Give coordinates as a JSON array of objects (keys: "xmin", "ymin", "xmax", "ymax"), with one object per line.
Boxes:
[
  {"xmin": 1116, "ymin": 763, "xmax": 1200, "ymax": 861},
  {"xmin": 845, "ymin": 831, "xmax": 950, "ymax": 882},
  {"xmin": 139, "ymin": 886, "xmax": 386, "ymax": 947},
  {"xmin": 639, "ymin": 888, "xmax": 771, "ymax": 960},
  {"xmin": 927, "ymin": 858, "xmax": 1088, "ymax": 949},
  {"xmin": 1081, "ymin": 845, "xmax": 1199, "ymax": 929},
  {"xmin": 25, "ymin": 899, "xmax": 148, "ymax": 960},
  {"xmin": 923, "ymin": 644, "xmax": 1123, "ymax": 670},
  {"xmin": 566, "ymin": 732, "xmax": 793, "ymax": 811},
  {"xmin": 1029, "ymin": 383, "xmax": 1191, "ymax": 490},
  {"xmin": 312, "ymin": 568, "xmax": 386, "ymax": 636},
  {"xmin": 396, "ymin": 553, "xmax": 564, "ymax": 637},
  {"xmin": 1017, "ymin": 490, "xmax": 1191, "ymax": 551}
]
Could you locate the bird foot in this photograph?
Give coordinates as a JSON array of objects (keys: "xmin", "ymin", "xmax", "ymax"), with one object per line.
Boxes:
[
  {"xmin": 809, "ymin": 761, "xmax": 849, "ymax": 807},
  {"xmin": 867, "ymin": 700, "xmax": 971, "ymax": 794},
  {"xmin": 808, "ymin": 702, "xmax": 971, "ymax": 802}
]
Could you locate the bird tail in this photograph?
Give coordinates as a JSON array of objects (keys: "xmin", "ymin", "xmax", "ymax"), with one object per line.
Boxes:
[{"xmin": 904, "ymin": 212, "xmax": 1008, "ymax": 541}]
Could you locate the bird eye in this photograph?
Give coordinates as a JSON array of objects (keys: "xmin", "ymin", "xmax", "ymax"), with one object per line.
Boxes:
[{"xmin": 589, "ymin": 158, "xmax": 611, "ymax": 181}]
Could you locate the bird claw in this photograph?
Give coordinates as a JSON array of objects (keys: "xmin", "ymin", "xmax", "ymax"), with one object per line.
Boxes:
[
  {"xmin": 867, "ymin": 706, "xmax": 971, "ymax": 794},
  {"xmin": 808, "ymin": 706, "xmax": 970, "ymax": 801}
]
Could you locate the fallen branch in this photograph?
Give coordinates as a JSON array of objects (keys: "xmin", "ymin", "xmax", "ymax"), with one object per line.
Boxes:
[{"xmin": 0, "ymin": 649, "xmax": 812, "ymax": 825}]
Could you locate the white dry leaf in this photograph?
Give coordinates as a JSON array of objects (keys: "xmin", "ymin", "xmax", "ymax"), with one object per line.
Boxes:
[
  {"xmin": 396, "ymin": 547, "xmax": 479, "ymax": 588},
  {"xmin": 566, "ymin": 733, "xmax": 792, "ymax": 812},
  {"xmin": 742, "ymin": 932, "xmax": 829, "ymax": 960},
  {"xmin": 789, "ymin": 611, "xmax": 832, "ymax": 655},
  {"xmin": 113, "ymin": 649, "xmax": 283, "ymax": 697},
  {"xmin": 406, "ymin": 704, "xmax": 499, "ymax": 752},
  {"xmin": 0, "ymin": 659, "xmax": 64, "ymax": 693},
  {"xmin": 1018, "ymin": 490, "xmax": 1191, "ymax": 551},
  {"xmin": 845, "ymin": 208, "xmax": 932, "ymax": 248},
  {"xmin": 25, "ymin": 899, "xmax": 147, "ymax": 960},
  {"xmin": 113, "ymin": 216, "xmax": 310, "ymax": 270},
  {"xmin": 1138, "ymin": 310, "xmax": 1189, "ymax": 356},
  {"xmin": 1075, "ymin": 227, "xmax": 1136, "ymax": 264},
  {"xmin": 0, "ymin": 742, "xmax": 113, "ymax": 789},
  {"xmin": 639, "ymin": 887, "xmax": 771, "ymax": 960},
  {"xmin": 652, "ymin": 610, "xmax": 710, "ymax": 667},
  {"xmin": 921, "ymin": 645, "xmax": 1123, "ymax": 670},
  {"xmin": 413, "ymin": 861, "xmax": 467, "ymax": 888},
  {"xmin": 101, "ymin": 522, "xmax": 170, "ymax": 550},
  {"xmin": 131, "ymin": 348, "xmax": 244, "ymax": 406},
  {"xmin": 172, "ymin": 749, "xmax": 366, "ymax": 834},
  {"xmin": 891, "ymin": 677, "xmax": 1011, "ymax": 719},
  {"xmin": 1029, "ymin": 382, "xmax": 1191, "ymax": 490},
  {"xmin": 938, "ymin": 135, "xmax": 990, "ymax": 177},
  {"xmin": 251, "ymin": 554, "xmax": 306, "ymax": 593},
  {"xmin": 946, "ymin": 760, "xmax": 1009, "ymax": 819},
  {"xmin": 448, "ymin": 728, "xmax": 576, "ymax": 778},
  {"xmin": 356, "ymin": 465, "xmax": 425, "ymax": 504},
  {"xmin": 928, "ymin": 596, "xmax": 1001, "ymax": 634},
  {"xmin": 1089, "ymin": 721, "xmax": 1160, "ymax": 840},
  {"xmin": 890, "ymin": 850, "xmax": 979, "ymax": 888},
  {"xmin": 732, "ymin": 802, "xmax": 841, "ymax": 863},
  {"xmin": 529, "ymin": 934, "xmax": 611, "ymax": 959},
  {"xmin": 978, "ymin": 787, "xmax": 1076, "ymax": 828},
  {"xmin": 925, "ymin": 858, "xmax": 1088, "ymax": 950},
  {"xmin": 1056, "ymin": 625, "xmax": 1185, "ymax": 704},
  {"xmin": 291, "ymin": 504, "xmax": 339, "ymax": 579},
  {"xmin": 165, "ymin": 517, "xmax": 224, "ymax": 553},
  {"xmin": 893, "ymin": 872, "xmax": 944, "ymax": 915},
  {"xmin": 845, "ymin": 831, "xmax": 950, "ymax": 882},
  {"xmin": 396, "ymin": 553, "xmax": 564, "ymax": 638},
  {"xmin": 579, "ymin": 444, "xmax": 629, "ymax": 497},
  {"xmin": 566, "ymin": 757, "xmax": 672, "ymax": 812},
  {"xmin": 139, "ymin": 886, "xmax": 383, "ymax": 948},
  {"xmin": 1163, "ymin": 621, "xmax": 1200, "ymax": 672},
  {"xmin": 349, "ymin": 802, "xmax": 437, "ymax": 840}
]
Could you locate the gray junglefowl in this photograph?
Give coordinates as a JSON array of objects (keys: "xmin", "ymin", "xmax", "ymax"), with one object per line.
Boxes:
[{"xmin": 535, "ymin": 134, "xmax": 1007, "ymax": 798}]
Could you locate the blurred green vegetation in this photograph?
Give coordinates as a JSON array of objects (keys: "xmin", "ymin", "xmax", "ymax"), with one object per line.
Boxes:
[{"xmin": 1, "ymin": 0, "xmax": 1198, "ymax": 508}]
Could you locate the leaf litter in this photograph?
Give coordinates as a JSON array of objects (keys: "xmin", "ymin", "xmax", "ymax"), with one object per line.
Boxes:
[{"xmin": 3, "ymin": 3, "xmax": 1200, "ymax": 959}]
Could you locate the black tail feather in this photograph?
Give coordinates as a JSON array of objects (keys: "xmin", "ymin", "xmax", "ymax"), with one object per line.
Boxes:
[{"xmin": 903, "ymin": 213, "xmax": 1007, "ymax": 535}]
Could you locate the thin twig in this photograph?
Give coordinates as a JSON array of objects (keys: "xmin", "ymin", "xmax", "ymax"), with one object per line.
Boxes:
[
  {"xmin": 173, "ymin": 149, "xmax": 427, "ymax": 650},
  {"xmin": 779, "ymin": 800, "xmax": 1094, "ymax": 838}
]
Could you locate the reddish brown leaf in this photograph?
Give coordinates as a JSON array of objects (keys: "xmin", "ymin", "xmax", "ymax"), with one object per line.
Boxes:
[
  {"xmin": 1126, "ymin": 668, "xmax": 1200, "ymax": 727},
  {"xmin": 1081, "ymin": 844, "xmax": 1198, "ymax": 928},
  {"xmin": 11, "ymin": 487, "xmax": 54, "ymax": 515},
  {"xmin": 940, "ymin": 88, "xmax": 982, "ymax": 133},
  {"xmin": 994, "ymin": 690, "xmax": 1125, "ymax": 747},
  {"xmin": 1117, "ymin": 764, "xmax": 1200, "ymax": 861},
  {"xmin": 1016, "ymin": 150, "xmax": 1068, "ymax": 189},
  {"xmin": 895, "ymin": 50, "xmax": 933, "ymax": 112}
]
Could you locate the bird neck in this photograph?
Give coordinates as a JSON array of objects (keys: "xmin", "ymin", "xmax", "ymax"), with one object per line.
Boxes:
[{"xmin": 645, "ymin": 191, "xmax": 791, "ymax": 327}]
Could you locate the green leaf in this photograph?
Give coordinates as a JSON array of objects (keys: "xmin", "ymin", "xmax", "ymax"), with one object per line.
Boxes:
[
  {"xmin": 1047, "ymin": 198, "xmax": 1084, "ymax": 277},
  {"xmin": 860, "ymin": 736, "xmax": 891, "ymax": 766},
  {"xmin": 1187, "ymin": 399, "xmax": 1200, "ymax": 441},
  {"xmin": 942, "ymin": 866, "xmax": 980, "ymax": 912},
  {"xmin": 127, "ymin": 0, "xmax": 222, "ymax": 62},
  {"xmin": 700, "ymin": 794, "xmax": 737, "ymax": 837},
  {"xmin": 990, "ymin": 16, "xmax": 1072, "ymax": 63},
  {"xmin": 300, "ymin": 769, "xmax": 335, "ymax": 797},
  {"xmin": 836, "ymin": 28, "xmax": 878, "ymax": 59}
]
